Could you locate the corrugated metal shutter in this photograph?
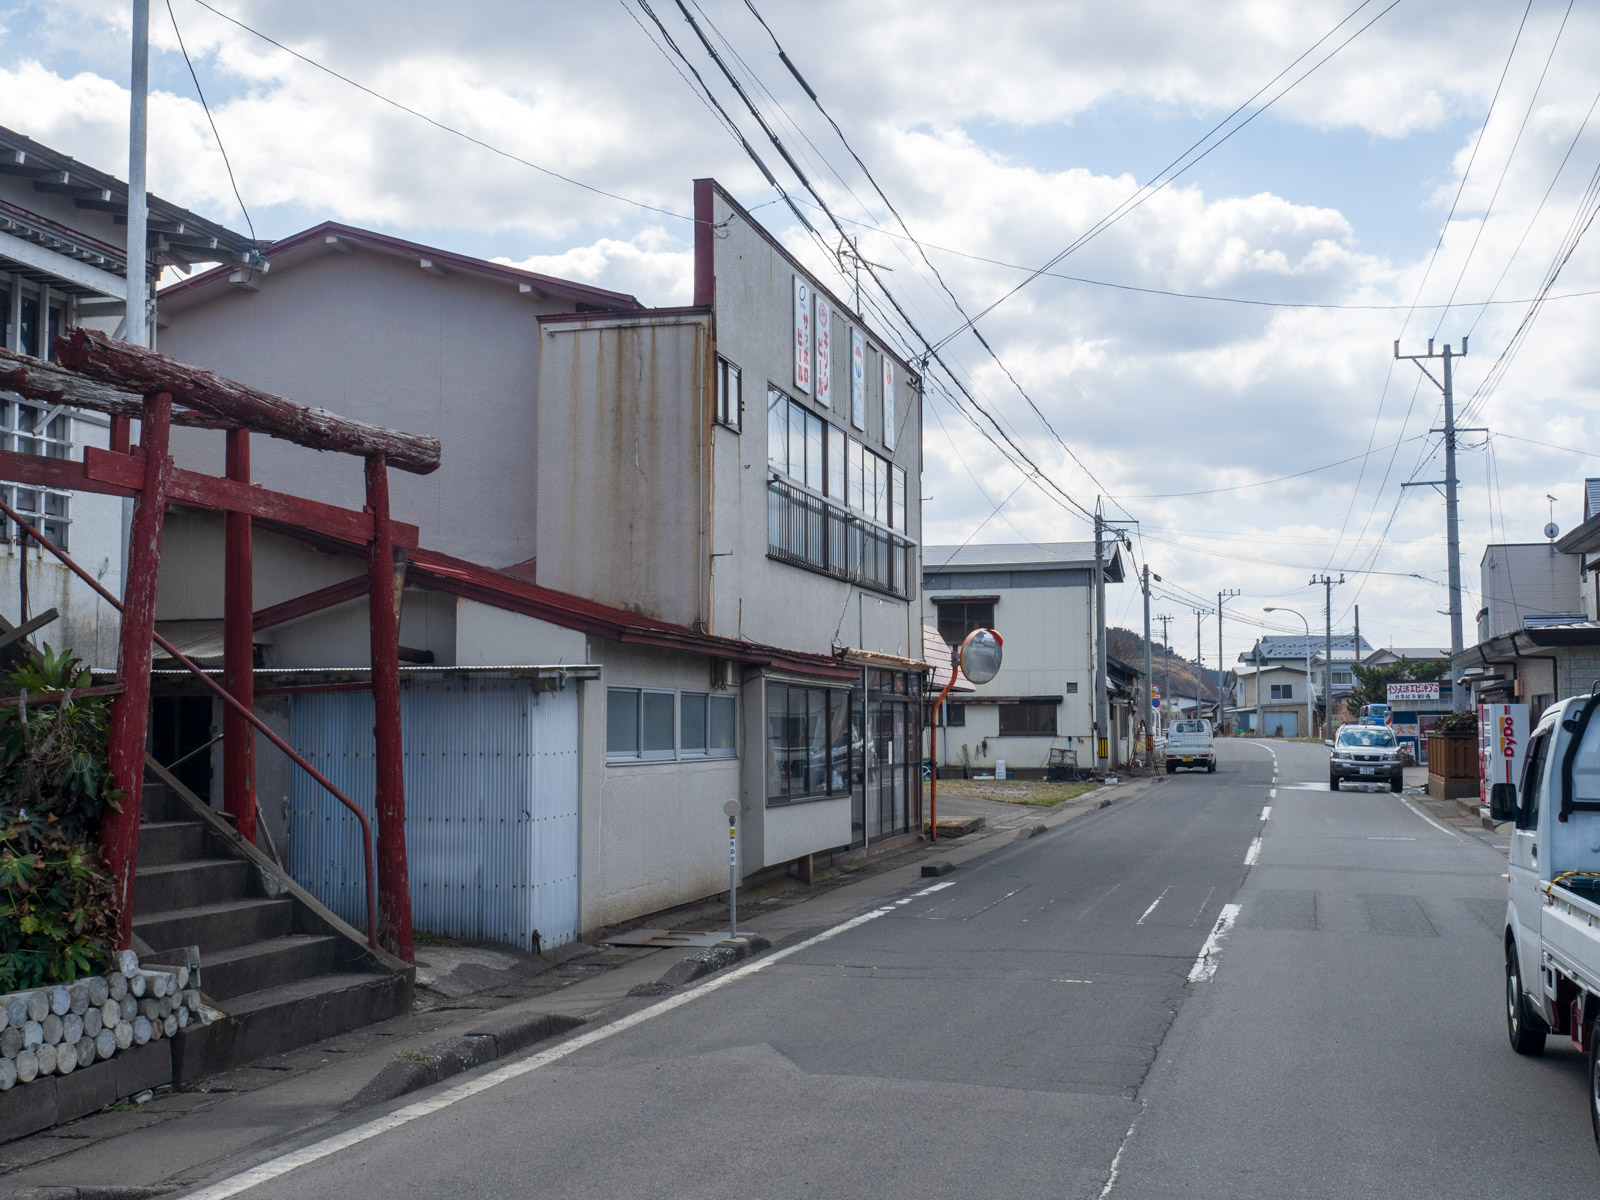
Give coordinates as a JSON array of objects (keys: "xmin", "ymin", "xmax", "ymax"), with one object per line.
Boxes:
[{"xmin": 286, "ymin": 678, "xmax": 579, "ymax": 950}]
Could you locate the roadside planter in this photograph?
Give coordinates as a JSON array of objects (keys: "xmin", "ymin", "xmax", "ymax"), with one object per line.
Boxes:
[{"xmin": 1425, "ymin": 729, "xmax": 1478, "ymax": 800}]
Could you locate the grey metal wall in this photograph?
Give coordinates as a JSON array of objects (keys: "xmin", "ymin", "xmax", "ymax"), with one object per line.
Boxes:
[{"xmin": 286, "ymin": 677, "xmax": 580, "ymax": 950}]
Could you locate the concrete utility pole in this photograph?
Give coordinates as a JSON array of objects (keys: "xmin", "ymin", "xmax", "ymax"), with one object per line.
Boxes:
[
  {"xmin": 1157, "ymin": 613, "xmax": 1172, "ymax": 733},
  {"xmin": 1254, "ymin": 633, "xmax": 1262, "ymax": 739},
  {"xmin": 1142, "ymin": 565, "xmax": 1157, "ymax": 760},
  {"xmin": 1395, "ymin": 337, "xmax": 1474, "ymax": 712},
  {"xmin": 1217, "ymin": 589, "xmax": 1239, "ymax": 729},
  {"xmin": 1310, "ymin": 574, "xmax": 1344, "ymax": 736},
  {"xmin": 1093, "ymin": 502, "xmax": 1108, "ymax": 770},
  {"xmin": 1194, "ymin": 609, "xmax": 1205, "ymax": 724},
  {"xmin": 125, "ymin": 0, "xmax": 150, "ymax": 348}
]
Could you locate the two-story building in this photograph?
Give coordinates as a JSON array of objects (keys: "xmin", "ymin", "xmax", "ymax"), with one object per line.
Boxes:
[
  {"xmin": 153, "ymin": 180, "xmax": 926, "ymax": 946},
  {"xmin": 0, "ymin": 124, "xmax": 255, "ymax": 666},
  {"xmin": 920, "ymin": 542, "xmax": 1127, "ymax": 775}
]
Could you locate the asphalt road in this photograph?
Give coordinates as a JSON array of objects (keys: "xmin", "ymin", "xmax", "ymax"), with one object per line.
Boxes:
[{"xmin": 175, "ymin": 740, "xmax": 1599, "ymax": 1199}]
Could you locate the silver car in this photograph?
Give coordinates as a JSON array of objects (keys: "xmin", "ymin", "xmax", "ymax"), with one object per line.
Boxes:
[{"xmin": 1328, "ymin": 724, "xmax": 1405, "ymax": 792}]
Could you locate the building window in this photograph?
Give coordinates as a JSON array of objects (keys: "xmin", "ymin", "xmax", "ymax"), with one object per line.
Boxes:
[
  {"xmin": 1065, "ymin": 682, "xmax": 1079, "ymax": 694},
  {"xmin": 1270, "ymin": 683, "xmax": 1294, "ymax": 700},
  {"xmin": 0, "ymin": 398, "xmax": 72, "ymax": 547},
  {"xmin": 766, "ymin": 683, "xmax": 851, "ymax": 802},
  {"xmin": 944, "ymin": 702, "xmax": 965, "ymax": 727},
  {"xmin": 1332, "ymin": 671, "xmax": 1352, "ymax": 686},
  {"xmin": 935, "ymin": 600, "xmax": 995, "ymax": 647},
  {"xmin": 606, "ymin": 687, "xmax": 676, "ymax": 762},
  {"xmin": 715, "ymin": 357, "xmax": 741, "ymax": 430},
  {"xmin": 999, "ymin": 701, "xmax": 1057, "ymax": 736},
  {"xmin": 682, "ymin": 691, "xmax": 737, "ymax": 758}
]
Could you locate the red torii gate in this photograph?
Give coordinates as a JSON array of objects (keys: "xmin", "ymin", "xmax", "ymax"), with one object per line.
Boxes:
[{"xmin": 0, "ymin": 329, "xmax": 439, "ymax": 962}]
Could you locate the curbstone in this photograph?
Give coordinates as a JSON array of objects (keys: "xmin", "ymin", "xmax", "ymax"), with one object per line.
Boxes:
[
  {"xmin": 1028, "ymin": 823, "xmax": 1048, "ymax": 838},
  {"xmin": 344, "ymin": 1013, "xmax": 585, "ymax": 1111},
  {"xmin": 920, "ymin": 860, "xmax": 955, "ymax": 877},
  {"xmin": 630, "ymin": 933, "xmax": 773, "ymax": 996}
]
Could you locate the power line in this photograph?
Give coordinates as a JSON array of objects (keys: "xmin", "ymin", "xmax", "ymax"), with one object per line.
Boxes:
[
  {"xmin": 185, "ymin": 0, "xmax": 698, "ymax": 224},
  {"xmin": 166, "ymin": 0, "xmax": 254, "ymax": 240},
  {"xmin": 930, "ymin": 0, "xmax": 1402, "ymax": 351},
  {"xmin": 1124, "ymin": 435, "xmax": 1429, "ymax": 499}
]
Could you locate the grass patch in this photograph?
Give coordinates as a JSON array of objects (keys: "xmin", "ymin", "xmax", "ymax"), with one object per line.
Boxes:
[
  {"xmin": 393, "ymin": 1049, "xmax": 437, "ymax": 1062},
  {"xmin": 936, "ymin": 778, "xmax": 1101, "ymax": 807},
  {"xmin": 413, "ymin": 933, "xmax": 460, "ymax": 948}
]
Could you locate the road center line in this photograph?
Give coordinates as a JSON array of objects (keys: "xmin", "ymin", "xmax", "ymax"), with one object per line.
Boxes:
[
  {"xmin": 179, "ymin": 883, "xmax": 948, "ymax": 1199},
  {"xmin": 1268, "ymin": 788, "xmax": 1276, "ymax": 798},
  {"xmin": 1260, "ymin": 806, "xmax": 1271, "ymax": 821},
  {"xmin": 1187, "ymin": 903, "xmax": 1242, "ymax": 983},
  {"xmin": 1244, "ymin": 836, "xmax": 1263, "ymax": 866},
  {"xmin": 1136, "ymin": 886, "xmax": 1172, "ymax": 925}
]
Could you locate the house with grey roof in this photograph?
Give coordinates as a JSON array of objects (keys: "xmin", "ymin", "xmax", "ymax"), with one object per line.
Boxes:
[{"xmin": 923, "ymin": 541, "xmax": 1136, "ymax": 774}]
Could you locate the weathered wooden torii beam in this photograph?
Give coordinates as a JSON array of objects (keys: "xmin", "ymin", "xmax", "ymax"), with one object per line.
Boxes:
[
  {"xmin": 54, "ymin": 328, "xmax": 442, "ymax": 475},
  {"xmin": 0, "ymin": 332, "xmax": 437, "ymax": 962}
]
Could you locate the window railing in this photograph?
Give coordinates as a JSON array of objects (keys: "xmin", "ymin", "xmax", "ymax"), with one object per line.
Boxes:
[{"xmin": 767, "ymin": 477, "xmax": 913, "ymax": 598}]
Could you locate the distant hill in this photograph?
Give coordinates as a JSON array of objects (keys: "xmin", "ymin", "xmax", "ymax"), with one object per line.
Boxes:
[{"xmin": 1108, "ymin": 626, "xmax": 1223, "ymax": 702}]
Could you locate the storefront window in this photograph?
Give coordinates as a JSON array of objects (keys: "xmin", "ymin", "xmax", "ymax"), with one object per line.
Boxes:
[{"xmin": 767, "ymin": 683, "xmax": 851, "ymax": 803}]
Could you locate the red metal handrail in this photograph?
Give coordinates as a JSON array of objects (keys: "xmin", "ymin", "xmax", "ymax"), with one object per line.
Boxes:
[{"xmin": 0, "ymin": 497, "xmax": 378, "ymax": 949}]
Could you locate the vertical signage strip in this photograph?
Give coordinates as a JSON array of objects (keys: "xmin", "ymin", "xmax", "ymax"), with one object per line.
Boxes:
[
  {"xmin": 815, "ymin": 296, "xmax": 832, "ymax": 407},
  {"xmin": 794, "ymin": 277, "xmax": 812, "ymax": 395},
  {"xmin": 882, "ymin": 357, "xmax": 895, "ymax": 450},
  {"xmin": 850, "ymin": 328, "xmax": 866, "ymax": 429}
]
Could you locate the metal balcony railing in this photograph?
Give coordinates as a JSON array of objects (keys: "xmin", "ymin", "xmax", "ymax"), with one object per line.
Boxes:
[{"xmin": 767, "ymin": 477, "xmax": 913, "ymax": 598}]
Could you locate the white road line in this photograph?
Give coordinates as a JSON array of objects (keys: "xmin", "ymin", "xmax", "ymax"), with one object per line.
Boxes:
[
  {"xmin": 1187, "ymin": 903, "xmax": 1242, "ymax": 983},
  {"xmin": 179, "ymin": 885, "xmax": 943, "ymax": 1200},
  {"xmin": 1097, "ymin": 1103, "xmax": 1147, "ymax": 1198},
  {"xmin": 1260, "ymin": 806, "xmax": 1271, "ymax": 821},
  {"xmin": 1136, "ymin": 886, "xmax": 1172, "ymax": 925},
  {"xmin": 1269, "ymin": 788, "xmax": 1277, "ymax": 799},
  {"xmin": 1244, "ymin": 836, "xmax": 1263, "ymax": 866},
  {"xmin": 1053, "ymin": 978, "xmax": 1094, "ymax": 984},
  {"xmin": 1398, "ymin": 794, "xmax": 1461, "ymax": 839}
]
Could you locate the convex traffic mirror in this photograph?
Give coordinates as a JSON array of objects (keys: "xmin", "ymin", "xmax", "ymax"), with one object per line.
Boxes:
[{"xmin": 959, "ymin": 628, "xmax": 1003, "ymax": 685}]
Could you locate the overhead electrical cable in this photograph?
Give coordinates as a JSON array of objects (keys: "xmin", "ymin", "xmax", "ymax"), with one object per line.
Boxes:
[
  {"xmin": 929, "ymin": 0, "xmax": 1402, "ymax": 351},
  {"xmin": 185, "ymin": 0, "xmax": 698, "ymax": 223},
  {"xmin": 166, "ymin": 0, "xmax": 255, "ymax": 240}
]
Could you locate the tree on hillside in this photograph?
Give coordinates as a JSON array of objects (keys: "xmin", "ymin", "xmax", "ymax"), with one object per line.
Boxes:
[{"xmin": 1349, "ymin": 657, "xmax": 1448, "ymax": 710}]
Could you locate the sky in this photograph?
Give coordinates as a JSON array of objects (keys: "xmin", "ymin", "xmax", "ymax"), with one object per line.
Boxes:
[{"xmin": 3, "ymin": 0, "xmax": 1598, "ymax": 666}]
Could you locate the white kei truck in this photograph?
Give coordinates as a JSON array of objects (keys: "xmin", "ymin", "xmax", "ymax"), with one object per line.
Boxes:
[
  {"xmin": 1165, "ymin": 719, "xmax": 1216, "ymax": 774},
  {"xmin": 1492, "ymin": 690, "xmax": 1600, "ymax": 1148}
]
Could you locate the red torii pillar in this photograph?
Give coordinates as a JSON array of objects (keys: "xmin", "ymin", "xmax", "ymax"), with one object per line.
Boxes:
[
  {"xmin": 366, "ymin": 454, "xmax": 413, "ymax": 962},
  {"xmin": 222, "ymin": 429, "xmax": 256, "ymax": 842},
  {"xmin": 101, "ymin": 392, "xmax": 173, "ymax": 949}
]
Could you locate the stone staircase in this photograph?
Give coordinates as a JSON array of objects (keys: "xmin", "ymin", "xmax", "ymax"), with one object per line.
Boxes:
[{"xmin": 133, "ymin": 768, "xmax": 413, "ymax": 1083}]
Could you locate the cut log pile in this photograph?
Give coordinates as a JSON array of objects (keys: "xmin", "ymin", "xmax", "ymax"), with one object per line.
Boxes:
[{"xmin": 0, "ymin": 948, "xmax": 212, "ymax": 1090}]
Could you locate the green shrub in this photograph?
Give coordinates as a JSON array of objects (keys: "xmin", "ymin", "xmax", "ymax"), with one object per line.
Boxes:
[{"xmin": 0, "ymin": 645, "xmax": 122, "ymax": 990}]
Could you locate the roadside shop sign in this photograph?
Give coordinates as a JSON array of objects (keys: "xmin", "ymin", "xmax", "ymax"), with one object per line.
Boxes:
[
  {"xmin": 1478, "ymin": 703, "xmax": 1529, "ymax": 808},
  {"xmin": 1388, "ymin": 681, "xmax": 1440, "ymax": 703}
]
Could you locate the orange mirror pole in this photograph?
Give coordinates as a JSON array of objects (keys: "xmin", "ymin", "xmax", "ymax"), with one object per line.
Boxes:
[{"xmin": 929, "ymin": 648, "xmax": 958, "ymax": 843}]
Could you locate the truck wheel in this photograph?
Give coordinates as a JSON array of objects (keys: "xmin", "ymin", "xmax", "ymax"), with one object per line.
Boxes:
[
  {"xmin": 1207, "ymin": 760, "xmax": 1216, "ymax": 774},
  {"xmin": 1590, "ymin": 1017, "xmax": 1600, "ymax": 1151},
  {"xmin": 1166, "ymin": 762, "xmax": 1175, "ymax": 775},
  {"xmin": 1506, "ymin": 942, "xmax": 1547, "ymax": 1056},
  {"xmin": 1389, "ymin": 776, "xmax": 1403, "ymax": 793}
]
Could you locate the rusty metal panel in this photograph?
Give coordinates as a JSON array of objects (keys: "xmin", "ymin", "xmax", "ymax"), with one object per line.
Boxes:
[{"xmin": 286, "ymin": 677, "xmax": 579, "ymax": 949}]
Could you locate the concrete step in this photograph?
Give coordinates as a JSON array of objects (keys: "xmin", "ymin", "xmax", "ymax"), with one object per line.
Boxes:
[
  {"xmin": 171, "ymin": 971, "xmax": 412, "ymax": 1083},
  {"xmin": 200, "ymin": 935, "xmax": 344, "ymax": 1002},
  {"xmin": 140, "ymin": 782, "xmax": 189, "ymax": 824},
  {"xmin": 136, "ymin": 820, "xmax": 207, "ymax": 867},
  {"xmin": 134, "ymin": 897, "xmax": 295, "ymax": 954},
  {"xmin": 133, "ymin": 858, "xmax": 254, "ymax": 915}
]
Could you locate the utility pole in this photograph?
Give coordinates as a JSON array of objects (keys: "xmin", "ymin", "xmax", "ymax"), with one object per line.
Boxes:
[
  {"xmin": 1157, "ymin": 613, "xmax": 1172, "ymax": 734},
  {"xmin": 125, "ymin": 0, "xmax": 150, "ymax": 348},
  {"xmin": 1254, "ymin": 630, "xmax": 1262, "ymax": 739},
  {"xmin": 1310, "ymin": 574, "xmax": 1344, "ymax": 736},
  {"xmin": 1194, "ymin": 610, "xmax": 1206, "ymax": 725},
  {"xmin": 1093, "ymin": 502, "xmax": 1108, "ymax": 771},
  {"xmin": 1142, "ymin": 565, "xmax": 1157, "ymax": 763},
  {"xmin": 1218, "ymin": 589, "xmax": 1239, "ymax": 730},
  {"xmin": 1396, "ymin": 337, "xmax": 1474, "ymax": 711}
]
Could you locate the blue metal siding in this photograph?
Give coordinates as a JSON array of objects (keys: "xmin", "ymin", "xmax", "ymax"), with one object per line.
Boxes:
[{"xmin": 286, "ymin": 679, "xmax": 579, "ymax": 950}]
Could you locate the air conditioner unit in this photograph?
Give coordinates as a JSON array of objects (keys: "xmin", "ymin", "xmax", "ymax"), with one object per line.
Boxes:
[{"xmin": 711, "ymin": 658, "xmax": 737, "ymax": 690}]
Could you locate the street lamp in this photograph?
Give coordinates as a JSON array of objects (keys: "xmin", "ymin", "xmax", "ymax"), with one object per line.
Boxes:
[{"xmin": 1264, "ymin": 607, "xmax": 1313, "ymax": 739}]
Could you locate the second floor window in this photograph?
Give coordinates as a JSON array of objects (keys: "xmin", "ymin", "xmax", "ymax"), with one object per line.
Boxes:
[
  {"xmin": 1270, "ymin": 683, "xmax": 1294, "ymax": 700},
  {"xmin": 935, "ymin": 600, "xmax": 994, "ymax": 647},
  {"xmin": 716, "ymin": 357, "xmax": 742, "ymax": 430},
  {"xmin": 0, "ymin": 398, "xmax": 72, "ymax": 547}
]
